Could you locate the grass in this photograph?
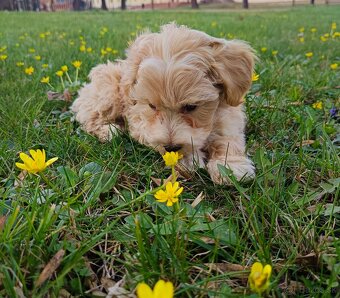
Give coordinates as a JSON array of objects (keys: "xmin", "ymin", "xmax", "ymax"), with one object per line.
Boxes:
[{"xmin": 0, "ymin": 6, "xmax": 339, "ymax": 297}]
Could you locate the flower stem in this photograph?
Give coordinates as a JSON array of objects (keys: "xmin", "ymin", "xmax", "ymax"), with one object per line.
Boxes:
[
  {"xmin": 60, "ymin": 76, "xmax": 65, "ymax": 90},
  {"xmin": 171, "ymin": 166, "xmax": 177, "ymax": 183},
  {"xmin": 65, "ymin": 71, "xmax": 72, "ymax": 84},
  {"xmin": 75, "ymin": 68, "xmax": 79, "ymax": 83}
]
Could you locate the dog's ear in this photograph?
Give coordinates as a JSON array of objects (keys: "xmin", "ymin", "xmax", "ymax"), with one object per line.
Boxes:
[
  {"xmin": 121, "ymin": 31, "xmax": 158, "ymax": 103},
  {"xmin": 209, "ymin": 39, "xmax": 255, "ymax": 106},
  {"xmin": 124, "ymin": 31, "xmax": 158, "ymax": 82}
]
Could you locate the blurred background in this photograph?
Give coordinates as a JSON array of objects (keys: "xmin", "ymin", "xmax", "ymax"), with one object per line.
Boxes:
[{"xmin": 1, "ymin": 0, "xmax": 339, "ymax": 11}]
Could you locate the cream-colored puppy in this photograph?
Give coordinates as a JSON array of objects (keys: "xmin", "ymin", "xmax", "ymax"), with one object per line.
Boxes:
[{"xmin": 71, "ymin": 23, "xmax": 255, "ymax": 184}]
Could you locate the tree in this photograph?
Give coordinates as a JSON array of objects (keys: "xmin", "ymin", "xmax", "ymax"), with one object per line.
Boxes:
[
  {"xmin": 121, "ymin": 0, "xmax": 126, "ymax": 10},
  {"xmin": 243, "ymin": 0, "xmax": 248, "ymax": 9},
  {"xmin": 191, "ymin": 0, "xmax": 198, "ymax": 9},
  {"xmin": 101, "ymin": 0, "xmax": 108, "ymax": 10}
]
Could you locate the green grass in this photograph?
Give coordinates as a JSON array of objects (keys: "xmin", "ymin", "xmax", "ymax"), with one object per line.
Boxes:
[{"xmin": 0, "ymin": 6, "xmax": 339, "ymax": 297}]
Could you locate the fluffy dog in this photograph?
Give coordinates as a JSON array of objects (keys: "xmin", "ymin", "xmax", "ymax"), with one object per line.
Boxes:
[{"xmin": 71, "ymin": 23, "xmax": 255, "ymax": 184}]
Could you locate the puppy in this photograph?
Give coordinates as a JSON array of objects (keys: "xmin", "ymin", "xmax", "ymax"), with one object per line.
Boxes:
[{"xmin": 71, "ymin": 23, "xmax": 255, "ymax": 184}]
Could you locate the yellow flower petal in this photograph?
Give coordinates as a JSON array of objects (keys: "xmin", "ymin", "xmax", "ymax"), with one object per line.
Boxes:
[
  {"xmin": 263, "ymin": 264, "xmax": 272, "ymax": 278},
  {"xmin": 174, "ymin": 187, "xmax": 183, "ymax": 197},
  {"xmin": 136, "ymin": 283, "xmax": 154, "ymax": 298},
  {"xmin": 19, "ymin": 152, "xmax": 35, "ymax": 166},
  {"xmin": 154, "ymin": 190, "xmax": 168, "ymax": 202},
  {"xmin": 154, "ymin": 280, "xmax": 174, "ymax": 298},
  {"xmin": 251, "ymin": 262, "xmax": 263, "ymax": 274},
  {"xmin": 15, "ymin": 162, "xmax": 28, "ymax": 170},
  {"xmin": 45, "ymin": 157, "xmax": 59, "ymax": 167}
]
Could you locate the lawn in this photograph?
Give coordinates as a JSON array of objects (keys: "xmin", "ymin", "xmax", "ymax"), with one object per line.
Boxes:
[{"xmin": 0, "ymin": 6, "xmax": 339, "ymax": 297}]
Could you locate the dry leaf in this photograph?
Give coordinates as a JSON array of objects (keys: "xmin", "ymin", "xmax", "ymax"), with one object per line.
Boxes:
[
  {"xmin": 101, "ymin": 277, "xmax": 116, "ymax": 292},
  {"xmin": 204, "ymin": 263, "xmax": 248, "ymax": 278},
  {"xmin": 35, "ymin": 249, "xmax": 65, "ymax": 287},
  {"xmin": 279, "ymin": 280, "xmax": 306, "ymax": 296},
  {"xmin": 300, "ymin": 140, "xmax": 315, "ymax": 146},
  {"xmin": 151, "ymin": 175, "xmax": 175, "ymax": 187},
  {"xmin": 47, "ymin": 89, "xmax": 72, "ymax": 102},
  {"xmin": 14, "ymin": 286, "xmax": 26, "ymax": 298},
  {"xmin": 106, "ymin": 278, "xmax": 136, "ymax": 298},
  {"xmin": 58, "ymin": 289, "xmax": 74, "ymax": 298},
  {"xmin": 14, "ymin": 171, "xmax": 27, "ymax": 187},
  {"xmin": 0, "ymin": 215, "xmax": 6, "ymax": 231},
  {"xmin": 191, "ymin": 192, "xmax": 204, "ymax": 207},
  {"xmin": 295, "ymin": 252, "xmax": 318, "ymax": 267}
]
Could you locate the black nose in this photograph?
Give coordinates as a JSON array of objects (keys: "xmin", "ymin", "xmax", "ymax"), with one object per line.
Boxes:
[{"xmin": 164, "ymin": 144, "xmax": 182, "ymax": 152}]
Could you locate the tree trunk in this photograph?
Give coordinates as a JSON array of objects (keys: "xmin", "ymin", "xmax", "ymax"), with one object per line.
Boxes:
[
  {"xmin": 243, "ymin": 0, "xmax": 248, "ymax": 9},
  {"xmin": 101, "ymin": 0, "xmax": 108, "ymax": 10},
  {"xmin": 191, "ymin": 0, "xmax": 198, "ymax": 9},
  {"xmin": 310, "ymin": 0, "xmax": 315, "ymax": 4},
  {"xmin": 121, "ymin": 0, "xmax": 126, "ymax": 9}
]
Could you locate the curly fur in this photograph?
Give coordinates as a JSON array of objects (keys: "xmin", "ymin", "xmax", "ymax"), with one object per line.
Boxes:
[{"xmin": 71, "ymin": 23, "xmax": 256, "ymax": 184}]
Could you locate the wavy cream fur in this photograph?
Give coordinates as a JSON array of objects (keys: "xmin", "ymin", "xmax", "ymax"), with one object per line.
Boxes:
[{"xmin": 71, "ymin": 23, "xmax": 256, "ymax": 184}]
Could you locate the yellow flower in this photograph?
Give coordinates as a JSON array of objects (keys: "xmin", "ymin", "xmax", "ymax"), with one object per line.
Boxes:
[
  {"xmin": 86, "ymin": 47, "xmax": 93, "ymax": 53},
  {"xmin": 79, "ymin": 45, "xmax": 86, "ymax": 52},
  {"xmin": 312, "ymin": 101, "xmax": 323, "ymax": 109},
  {"xmin": 330, "ymin": 63, "xmax": 338, "ymax": 70},
  {"xmin": 56, "ymin": 70, "xmax": 63, "ymax": 77},
  {"xmin": 333, "ymin": 32, "xmax": 340, "ymax": 38},
  {"xmin": 211, "ymin": 21, "xmax": 217, "ymax": 28},
  {"xmin": 137, "ymin": 280, "xmax": 174, "ymax": 298},
  {"xmin": 0, "ymin": 46, "xmax": 7, "ymax": 52},
  {"xmin": 331, "ymin": 22, "xmax": 336, "ymax": 30},
  {"xmin": 305, "ymin": 52, "xmax": 313, "ymax": 58},
  {"xmin": 299, "ymin": 27, "xmax": 305, "ymax": 33},
  {"xmin": 72, "ymin": 60, "xmax": 82, "ymax": 68},
  {"xmin": 106, "ymin": 47, "xmax": 112, "ymax": 52},
  {"xmin": 39, "ymin": 33, "xmax": 46, "ymax": 39},
  {"xmin": 42, "ymin": 63, "xmax": 49, "ymax": 69},
  {"xmin": 260, "ymin": 47, "xmax": 267, "ymax": 53},
  {"xmin": 154, "ymin": 182, "xmax": 183, "ymax": 207},
  {"xmin": 320, "ymin": 36, "xmax": 328, "ymax": 42},
  {"xmin": 101, "ymin": 48, "xmax": 107, "ymax": 56},
  {"xmin": 40, "ymin": 76, "xmax": 50, "ymax": 84},
  {"xmin": 61, "ymin": 65, "xmax": 68, "ymax": 72},
  {"xmin": 162, "ymin": 151, "xmax": 183, "ymax": 167},
  {"xmin": 35, "ymin": 55, "xmax": 41, "ymax": 61},
  {"xmin": 16, "ymin": 149, "xmax": 58, "ymax": 174},
  {"xmin": 0, "ymin": 54, "xmax": 7, "ymax": 61},
  {"xmin": 252, "ymin": 73, "xmax": 259, "ymax": 82},
  {"xmin": 28, "ymin": 48, "xmax": 35, "ymax": 53},
  {"xmin": 271, "ymin": 50, "xmax": 278, "ymax": 56},
  {"xmin": 299, "ymin": 37, "xmax": 305, "ymax": 43},
  {"xmin": 310, "ymin": 27, "xmax": 317, "ymax": 33},
  {"xmin": 25, "ymin": 66, "xmax": 34, "ymax": 75},
  {"xmin": 112, "ymin": 49, "xmax": 118, "ymax": 55},
  {"xmin": 16, "ymin": 61, "xmax": 24, "ymax": 67},
  {"xmin": 248, "ymin": 262, "xmax": 272, "ymax": 294}
]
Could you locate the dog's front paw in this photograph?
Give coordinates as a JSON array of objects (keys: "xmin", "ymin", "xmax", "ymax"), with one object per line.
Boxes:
[
  {"xmin": 206, "ymin": 157, "xmax": 255, "ymax": 184},
  {"xmin": 180, "ymin": 150, "xmax": 206, "ymax": 171},
  {"xmin": 92, "ymin": 124, "xmax": 118, "ymax": 142}
]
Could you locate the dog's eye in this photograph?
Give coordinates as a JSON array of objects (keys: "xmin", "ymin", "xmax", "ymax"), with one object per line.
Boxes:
[
  {"xmin": 149, "ymin": 103, "xmax": 156, "ymax": 110},
  {"xmin": 181, "ymin": 105, "xmax": 197, "ymax": 113}
]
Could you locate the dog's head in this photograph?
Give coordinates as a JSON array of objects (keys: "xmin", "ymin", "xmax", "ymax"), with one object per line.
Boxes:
[{"xmin": 121, "ymin": 23, "xmax": 255, "ymax": 158}]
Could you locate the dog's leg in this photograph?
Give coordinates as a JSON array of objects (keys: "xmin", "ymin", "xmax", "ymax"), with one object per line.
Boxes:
[
  {"xmin": 206, "ymin": 104, "xmax": 255, "ymax": 184},
  {"xmin": 71, "ymin": 62, "xmax": 124, "ymax": 141}
]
